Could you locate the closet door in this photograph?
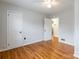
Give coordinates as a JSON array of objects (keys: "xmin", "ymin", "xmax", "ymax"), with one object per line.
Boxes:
[
  {"xmin": 7, "ymin": 10, "xmax": 23, "ymax": 49},
  {"xmin": 44, "ymin": 18, "xmax": 52, "ymax": 41}
]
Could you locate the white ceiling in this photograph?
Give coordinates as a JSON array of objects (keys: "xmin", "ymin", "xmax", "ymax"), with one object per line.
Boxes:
[{"xmin": 0, "ymin": 0, "xmax": 74, "ymax": 15}]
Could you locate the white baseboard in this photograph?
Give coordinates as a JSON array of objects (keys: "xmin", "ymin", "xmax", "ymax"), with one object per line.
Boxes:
[
  {"xmin": 59, "ymin": 40, "xmax": 74, "ymax": 46},
  {"xmin": 0, "ymin": 45, "xmax": 26, "ymax": 52},
  {"xmin": 43, "ymin": 39, "xmax": 51, "ymax": 41},
  {"xmin": 74, "ymin": 54, "xmax": 79, "ymax": 58},
  {"xmin": 0, "ymin": 48, "xmax": 9, "ymax": 52},
  {"xmin": 0, "ymin": 39, "xmax": 43, "ymax": 52}
]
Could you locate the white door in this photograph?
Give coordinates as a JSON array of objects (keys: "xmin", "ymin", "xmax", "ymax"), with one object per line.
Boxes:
[
  {"xmin": 44, "ymin": 18, "xmax": 52, "ymax": 41},
  {"xmin": 7, "ymin": 10, "xmax": 23, "ymax": 49}
]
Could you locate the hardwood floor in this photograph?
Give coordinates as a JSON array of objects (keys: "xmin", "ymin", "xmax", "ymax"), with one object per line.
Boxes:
[{"xmin": 0, "ymin": 41, "xmax": 76, "ymax": 59}]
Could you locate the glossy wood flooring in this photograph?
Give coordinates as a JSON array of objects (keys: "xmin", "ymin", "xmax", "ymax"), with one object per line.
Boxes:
[{"xmin": 0, "ymin": 41, "xmax": 76, "ymax": 59}]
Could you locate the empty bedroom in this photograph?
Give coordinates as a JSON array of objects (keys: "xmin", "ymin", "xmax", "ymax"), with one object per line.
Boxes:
[{"xmin": 0, "ymin": 0, "xmax": 79, "ymax": 59}]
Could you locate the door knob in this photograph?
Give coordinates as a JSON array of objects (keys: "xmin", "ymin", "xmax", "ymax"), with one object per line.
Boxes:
[{"xmin": 19, "ymin": 32, "xmax": 22, "ymax": 34}]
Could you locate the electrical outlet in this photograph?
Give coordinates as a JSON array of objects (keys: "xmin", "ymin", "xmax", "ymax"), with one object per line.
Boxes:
[
  {"xmin": 61, "ymin": 38, "xmax": 65, "ymax": 41},
  {"xmin": 24, "ymin": 37, "xmax": 26, "ymax": 40}
]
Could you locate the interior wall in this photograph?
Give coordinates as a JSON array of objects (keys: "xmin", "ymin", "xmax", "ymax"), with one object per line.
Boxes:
[
  {"xmin": 0, "ymin": 2, "xmax": 45, "ymax": 50},
  {"xmin": 0, "ymin": 4, "xmax": 2, "ymax": 49},
  {"xmin": 74, "ymin": 0, "xmax": 79, "ymax": 57},
  {"xmin": 23, "ymin": 10, "xmax": 44, "ymax": 45},
  {"xmin": 54, "ymin": 7, "xmax": 74, "ymax": 45}
]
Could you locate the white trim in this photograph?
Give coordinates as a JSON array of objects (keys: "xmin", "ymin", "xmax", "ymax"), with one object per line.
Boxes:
[
  {"xmin": 43, "ymin": 39, "xmax": 51, "ymax": 41},
  {"xmin": 0, "ymin": 39, "xmax": 43, "ymax": 52},
  {"xmin": 0, "ymin": 49, "xmax": 9, "ymax": 52},
  {"xmin": 59, "ymin": 40, "xmax": 74, "ymax": 46},
  {"xmin": 74, "ymin": 54, "xmax": 79, "ymax": 58}
]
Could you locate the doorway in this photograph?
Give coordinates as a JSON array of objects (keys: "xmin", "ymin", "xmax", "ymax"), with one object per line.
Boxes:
[
  {"xmin": 51, "ymin": 17, "xmax": 59, "ymax": 37},
  {"xmin": 44, "ymin": 17, "xmax": 59, "ymax": 41}
]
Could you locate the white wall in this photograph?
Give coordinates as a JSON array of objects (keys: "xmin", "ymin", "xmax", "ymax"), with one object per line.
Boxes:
[
  {"xmin": 74, "ymin": 0, "xmax": 79, "ymax": 57},
  {"xmin": 0, "ymin": 4, "xmax": 2, "ymax": 49},
  {"xmin": 23, "ymin": 11, "xmax": 44, "ymax": 45},
  {"xmin": 0, "ymin": 2, "xmax": 45, "ymax": 50},
  {"xmin": 54, "ymin": 7, "xmax": 74, "ymax": 45}
]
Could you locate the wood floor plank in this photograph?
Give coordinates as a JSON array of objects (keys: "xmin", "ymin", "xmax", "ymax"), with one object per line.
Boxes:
[{"xmin": 0, "ymin": 41, "xmax": 76, "ymax": 59}]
